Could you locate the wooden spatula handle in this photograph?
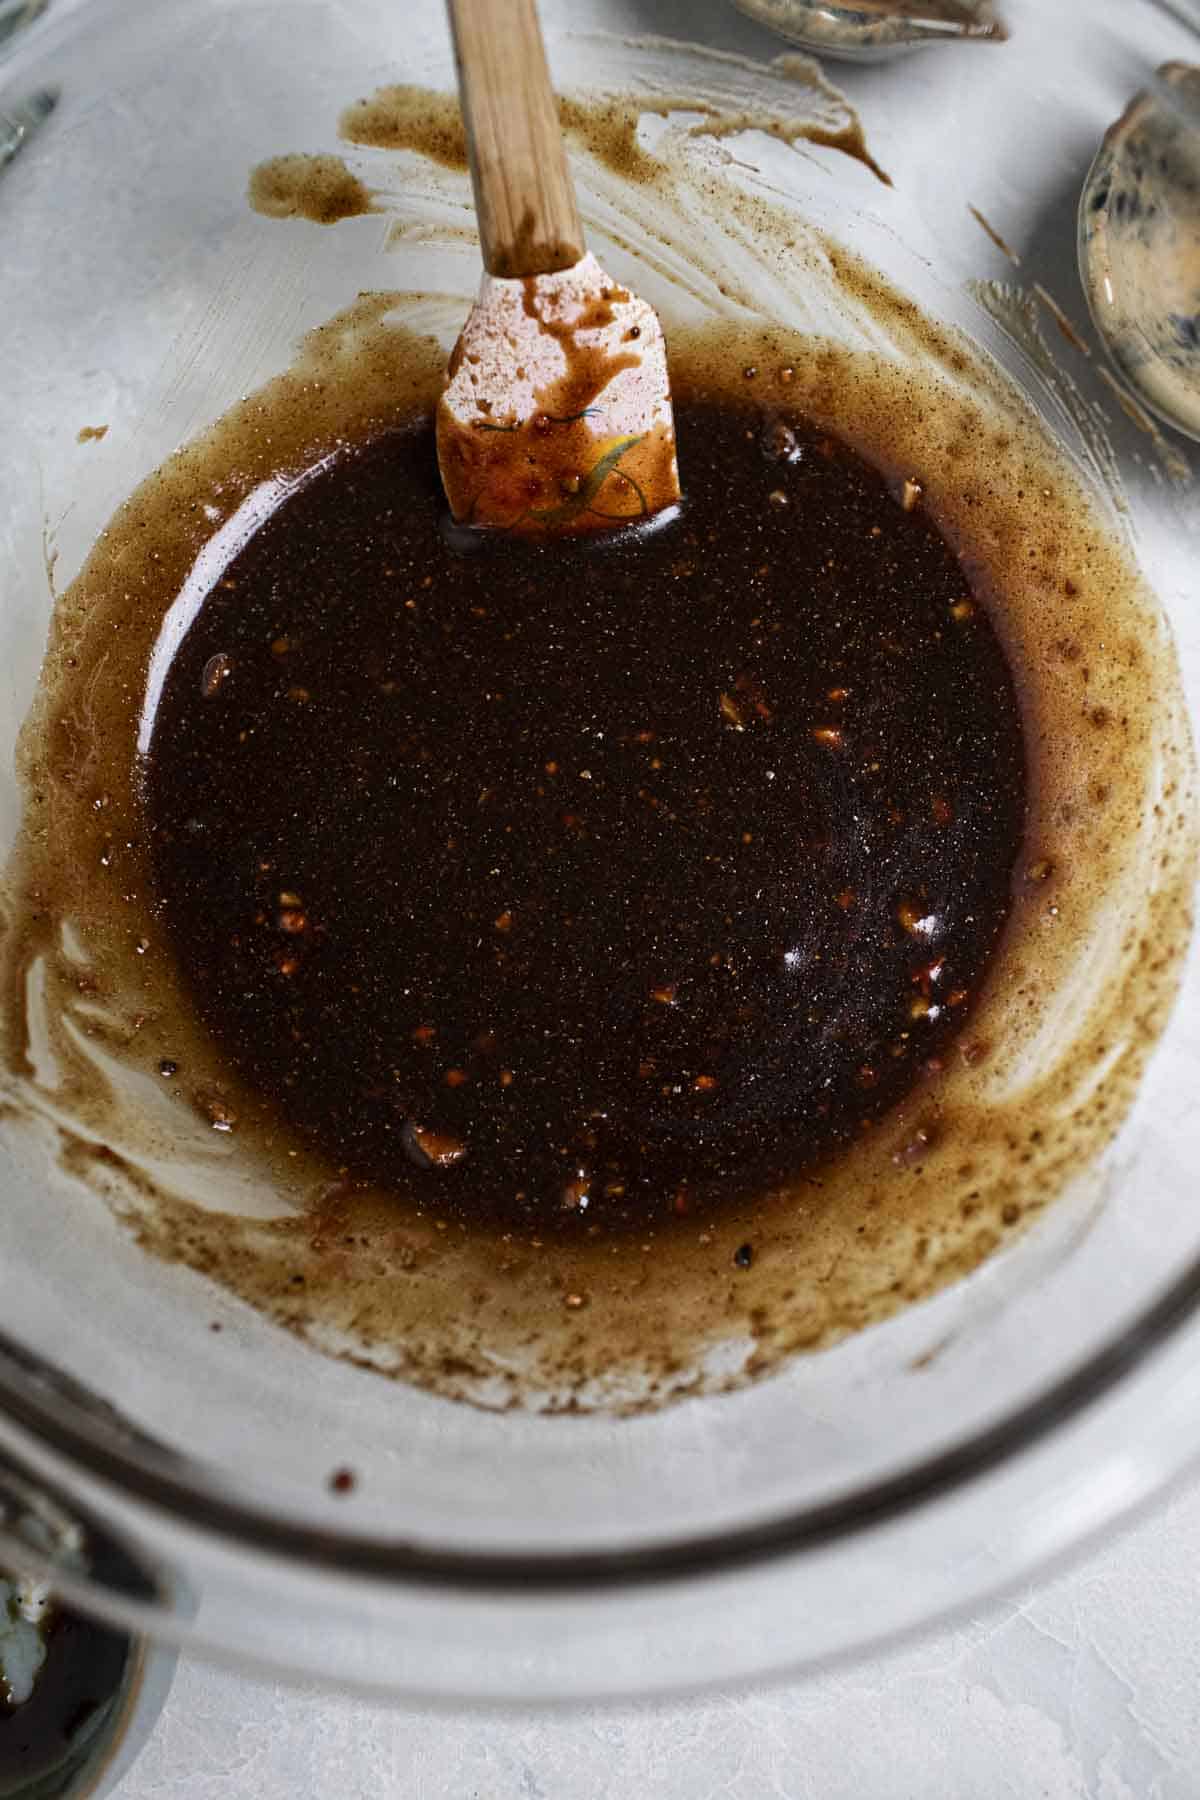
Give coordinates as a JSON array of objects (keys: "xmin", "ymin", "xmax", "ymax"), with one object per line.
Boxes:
[{"xmin": 446, "ymin": 0, "xmax": 585, "ymax": 278}]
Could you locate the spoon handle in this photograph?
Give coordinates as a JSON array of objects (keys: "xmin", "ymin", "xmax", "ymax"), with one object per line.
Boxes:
[{"xmin": 446, "ymin": 0, "xmax": 585, "ymax": 279}]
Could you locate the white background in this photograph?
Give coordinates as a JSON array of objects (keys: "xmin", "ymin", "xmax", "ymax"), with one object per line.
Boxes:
[{"xmin": 115, "ymin": 1471, "xmax": 1200, "ymax": 1798}]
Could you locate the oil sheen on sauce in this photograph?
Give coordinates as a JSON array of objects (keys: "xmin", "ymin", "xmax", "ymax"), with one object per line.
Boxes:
[{"xmin": 140, "ymin": 400, "xmax": 1024, "ymax": 1233}]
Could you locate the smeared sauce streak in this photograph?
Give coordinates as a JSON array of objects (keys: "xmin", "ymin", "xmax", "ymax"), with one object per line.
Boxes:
[
  {"xmin": 337, "ymin": 64, "xmax": 890, "ymax": 187},
  {"xmin": 967, "ymin": 203, "xmax": 1020, "ymax": 267},
  {"xmin": 248, "ymin": 153, "xmax": 376, "ymax": 225}
]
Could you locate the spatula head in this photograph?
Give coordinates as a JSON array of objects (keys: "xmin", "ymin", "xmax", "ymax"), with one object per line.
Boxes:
[{"xmin": 437, "ymin": 252, "xmax": 681, "ymax": 536}]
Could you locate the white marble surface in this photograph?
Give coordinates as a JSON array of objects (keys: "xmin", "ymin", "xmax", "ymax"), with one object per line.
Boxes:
[{"xmin": 114, "ymin": 1472, "xmax": 1200, "ymax": 1799}]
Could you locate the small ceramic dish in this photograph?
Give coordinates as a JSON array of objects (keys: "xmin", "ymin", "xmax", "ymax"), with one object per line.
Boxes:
[
  {"xmin": 730, "ymin": 0, "xmax": 1005, "ymax": 62},
  {"xmin": 1079, "ymin": 61, "xmax": 1200, "ymax": 440}
]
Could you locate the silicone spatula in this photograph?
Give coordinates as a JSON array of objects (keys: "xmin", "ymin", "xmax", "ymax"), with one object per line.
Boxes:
[{"xmin": 438, "ymin": 0, "xmax": 681, "ymax": 536}]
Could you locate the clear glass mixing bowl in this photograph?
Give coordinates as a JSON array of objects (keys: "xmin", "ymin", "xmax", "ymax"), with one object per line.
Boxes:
[{"xmin": 1, "ymin": 0, "xmax": 1199, "ymax": 1702}]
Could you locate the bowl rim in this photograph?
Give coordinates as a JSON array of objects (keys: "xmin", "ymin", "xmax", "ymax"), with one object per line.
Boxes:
[{"xmin": 1, "ymin": 1247, "xmax": 1199, "ymax": 1592}]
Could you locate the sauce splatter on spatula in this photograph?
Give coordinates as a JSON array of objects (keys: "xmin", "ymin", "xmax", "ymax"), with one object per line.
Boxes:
[{"xmin": 438, "ymin": 0, "xmax": 680, "ymax": 534}]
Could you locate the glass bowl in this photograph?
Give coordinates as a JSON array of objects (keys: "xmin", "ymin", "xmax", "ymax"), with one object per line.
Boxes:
[{"xmin": 0, "ymin": 0, "xmax": 1198, "ymax": 1703}]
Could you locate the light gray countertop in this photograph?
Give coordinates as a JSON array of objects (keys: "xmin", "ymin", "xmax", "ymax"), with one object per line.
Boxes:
[{"xmin": 115, "ymin": 1471, "xmax": 1200, "ymax": 1798}]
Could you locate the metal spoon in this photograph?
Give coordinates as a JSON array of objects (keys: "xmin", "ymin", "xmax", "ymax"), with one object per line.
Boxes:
[
  {"xmin": 1078, "ymin": 61, "xmax": 1200, "ymax": 441},
  {"xmin": 729, "ymin": 0, "xmax": 1006, "ymax": 63}
]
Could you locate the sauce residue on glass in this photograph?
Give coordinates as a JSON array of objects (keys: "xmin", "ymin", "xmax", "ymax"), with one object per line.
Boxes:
[
  {"xmin": 248, "ymin": 152, "xmax": 376, "ymax": 225},
  {"xmin": 3, "ymin": 65, "xmax": 1195, "ymax": 1412}
]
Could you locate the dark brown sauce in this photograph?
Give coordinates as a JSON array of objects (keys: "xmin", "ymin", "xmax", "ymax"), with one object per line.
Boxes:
[
  {"xmin": 335, "ymin": 79, "xmax": 890, "ymax": 187},
  {"xmin": 140, "ymin": 398, "xmax": 1025, "ymax": 1232}
]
